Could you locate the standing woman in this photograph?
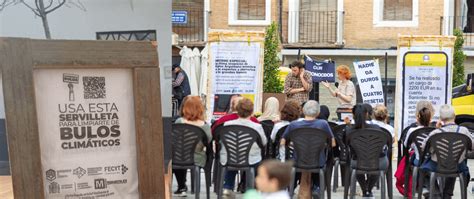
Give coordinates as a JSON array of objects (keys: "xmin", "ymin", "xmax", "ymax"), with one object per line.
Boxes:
[{"xmin": 322, "ymin": 65, "xmax": 356, "ymax": 120}]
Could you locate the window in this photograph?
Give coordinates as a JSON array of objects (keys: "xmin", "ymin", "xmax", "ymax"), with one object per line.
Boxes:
[
  {"xmin": 383, "ymin": 0, "xmax": 412, "ymax": 21},
  {"xmin": 228, "ymin": 0, "xmax": 271, "ymax": 26},
  {"xmin": 373, "ymin": 0, "xmax": 418, "ymax": 27},
  {"xmin": 238, "ymin": 0, "xmax": 266, "ymax": 20}
]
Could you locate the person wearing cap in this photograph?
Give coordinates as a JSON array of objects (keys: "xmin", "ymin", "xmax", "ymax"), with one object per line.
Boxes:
[{"xmin": 173, "ymin": 64, "xmax": 191, "ymax": 107}]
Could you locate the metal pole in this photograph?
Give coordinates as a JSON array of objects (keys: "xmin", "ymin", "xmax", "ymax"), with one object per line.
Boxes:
[
  {"xmin": 384, "ymin": 52, "xmax": 388, "ymax": 106},
  {"xmin": 297, "ymin": 48, "xmax": 301, "ymax": 61}
]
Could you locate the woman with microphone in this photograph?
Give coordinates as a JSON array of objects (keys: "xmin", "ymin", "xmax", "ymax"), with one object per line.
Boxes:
[{"xmin": 321, "ymin": 65, "xmax": 356, "ymax": 121}]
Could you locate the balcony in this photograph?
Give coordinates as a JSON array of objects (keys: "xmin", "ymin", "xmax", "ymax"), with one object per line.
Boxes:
[
  {"xmin": 172, "ymin": 9, "xmax": 208, "ymax": 46},
  {"xmin": 283, "ymin": 11, "xmax": 344, "ymax": 48},
  {"xmin": 441, "ymin": 16, "xmax": 474, "ymax": 48}
]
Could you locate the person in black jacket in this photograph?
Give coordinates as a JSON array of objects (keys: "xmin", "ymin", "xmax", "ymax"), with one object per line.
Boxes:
[{"xmin": 172, "ymin": 64, "xmax": 191, "ymax": 108}]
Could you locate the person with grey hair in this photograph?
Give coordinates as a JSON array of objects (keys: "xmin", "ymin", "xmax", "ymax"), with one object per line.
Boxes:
[
  {"xmin": 419, "ymin": 104, "xmax": 474, "ymax": 198},
  {"xmin": 280, "ymin": 100, "xmax": 335, "ymax": 197}
]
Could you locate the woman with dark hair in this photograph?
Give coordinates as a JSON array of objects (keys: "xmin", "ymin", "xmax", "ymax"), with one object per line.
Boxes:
[
  {"xmin": 403, "ymin": 100, "xmax": 434, "ymax": 147},
  {"xmin": 345, "ymin": 104, "xmax": 382, "ymax": 198},
  {"xmin": 270, "ymin": 100, "xmax": 301, "ymax": 142},
  {"xmin": 317, "ymin": 105, "xmax": 330, "ymax": 121}
]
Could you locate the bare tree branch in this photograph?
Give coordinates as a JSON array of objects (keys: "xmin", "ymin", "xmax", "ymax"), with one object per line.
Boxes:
[
  {"xmin": 43, "ymin": 0, "xmax": 53, "ymax": 10},
  {"xmin": 44, "ymin": 0, "xmax": 64, "ymax": 14},
  {"xmin": 20, "ymin": 0, "xmax": 40, "ymax": 16},
  {"xmin": 66, "ymin": 0, "xmax": 85, "ymax": 11},
  {"xmin": 0, "ymin": 0, "xmax": 18, "ymax": 12}
]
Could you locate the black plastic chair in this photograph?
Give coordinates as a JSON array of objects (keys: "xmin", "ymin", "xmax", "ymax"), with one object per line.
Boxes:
[
  {"xmin": 272, "ymin": 125, "xmax": 289, "ymax": 159},
  {"xmin": 286, "ymin": 128, "xmax": 332, "ymax": 199},
  {"xmin": 398, "ymin": 124, "xmax": 417, "ymax": 166},
  {"xmin": 171, "ymin": 123, "xmax": 211, "ymax": 199},
  {"xmin": 328, "ymin": 121, "xmax": 339, "ymax": 129},
  {"xmin": 402, "ymin": 127, "xmax": 435, "ymax": 199},
  {"xmin": 379, "ymin": 128, "xmax": 394, "ymax": 199},
  {"xmin": 331, "ymin": 124, "xmax": 348, "ymax": 192},
  {"xmin": 345, "ymin": 128, "xmax": 392, "ymax": 199},
  {"xmin": 260, "ymin": 120, "xmax": 275, "ymax": 159},
  {"xmin": 422, "ymin": 132, "xmax": 472, "ymax": 199},
  {"xmin": 211, "ymin": 123, "xmax": 225, "ymax": 193},
  {"xmin": 215, "ymin": 125, "xmax": 264, "ymax": 199}
]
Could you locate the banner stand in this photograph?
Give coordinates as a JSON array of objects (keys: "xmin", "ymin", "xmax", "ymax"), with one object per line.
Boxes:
[{"xmin": 0, "ymin": 38, "xmax": 165, "ymax": 198}]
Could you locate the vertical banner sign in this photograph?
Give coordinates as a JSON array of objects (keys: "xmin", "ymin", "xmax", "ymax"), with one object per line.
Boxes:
[
  {"xmin": 353, "ymin": 59, "xmax": 385, "ymax": 106},
  {"xmin": 395, "ymin": 35, "xmax": 455, "ymax": 140},
  {"xmin": 35, "ymin": 69, "xmax": 139, "ymax": 198},
  {"xmin": 304, "ymin": 56, "xmax": 336, "ymax": 82},
  {"xmin": 209, "ymin": 42, "xmax": 263, "ymax": 120}
]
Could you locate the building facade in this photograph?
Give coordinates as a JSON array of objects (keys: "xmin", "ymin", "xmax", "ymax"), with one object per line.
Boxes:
[{"xmin": 173, "ymin": 0, "xmax": 474, "ymax": 120}]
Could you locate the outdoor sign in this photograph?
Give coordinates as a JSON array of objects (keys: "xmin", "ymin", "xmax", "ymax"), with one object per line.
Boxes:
[
  {"xmin": 0, "ymin": 38, "xmax": 164, "ymax": 199},
  {"xmin": 207, "ymin": 31, "xmax": 265, "ymax": 121},
  {"xmin": 304, "ymin": 55, "xmax": 336, "ymax": 82},
  {"xmin": 353, "ymin": 59, "xmax": 384, "ymax": 106},
  {"xmin": 172, "ymin": 11, "xmax": 188, "ymax": 24},
  {"xmin": 395, "ymin": 35, "xmax": 455, "ymax": 139},
  {"xmin": 35, "ymin": 69, "xmax": 138, "ymax": 198}
]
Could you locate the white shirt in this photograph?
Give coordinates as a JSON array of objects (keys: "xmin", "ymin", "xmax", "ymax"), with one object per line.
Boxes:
[
  {"xmin": 260, "ymin": 191, "xmax": 290, "ymax": 199},
  {"xmin": 270, "ymin": 121, "xmax": 290, "ymax": 142},
  {"xmin": 221, "ymin": 119, "xmax": 267, "ymax": 165},
  {"xmin": 371, "ymin": 120, "xmax": 395, "ymax": 138}
]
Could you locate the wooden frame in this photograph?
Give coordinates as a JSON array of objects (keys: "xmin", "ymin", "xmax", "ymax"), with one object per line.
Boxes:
[{"xmin": 0, "ymin": 38, "xmax": 165, "ymax": 198}]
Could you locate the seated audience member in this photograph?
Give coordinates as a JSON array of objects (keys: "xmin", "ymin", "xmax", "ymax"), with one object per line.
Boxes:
[
  {"xmin": 371, "ymin": 104, "xmax": 394, "ymax": 138},
  {"xmin": 270, "ymin": 100, "xmax": 301, "ymax": 142},
  {"xmin": 221, "ymin": 98, "xmax": 267, "ymax": 196},
  {"xmin": 173, "ymin": 96, "xmax": 212, "ymax": 197},
  {"xmin": 243, "ymin": 160, "xmax": 293, "ymax": 199},
  {"xmin": 317, "ymin": 105, "xmax": 331, "ymax": 121},
  {"xmin": 258, "ymin": 97, "xmax": 281, "ymax": 122},
  {"xmin": 403, "ymin": 100, "xmax": 434, "ymax": 147},
  {"xmin": 419, "ymin": 104, "xmax": 474, "ymax": 198},
  {"xmin": 280, "ymin": 100, "xmax": 335, "ymax": 195},
  {"xmin": 345, "ymin": 104, "xmax": 384, "ymax": 199},
  {"xmin": 211, "ymin": 95, "xmax": 259, "ymax": 133}
]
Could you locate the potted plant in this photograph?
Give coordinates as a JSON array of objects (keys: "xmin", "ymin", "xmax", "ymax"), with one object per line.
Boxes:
[{"xmin": 262, "ymin": 22, "xmax": 286, "ymax": 108}]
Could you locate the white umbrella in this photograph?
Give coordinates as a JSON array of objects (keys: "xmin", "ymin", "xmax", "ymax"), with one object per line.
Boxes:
[
  {"xmin": 199, "ymin": 45, "xmax": 209, "ymax": 97},
  {"xmin": 179, "ymin": 46, "xmax": 198, "ymax": 95},
  {"xmin": 192, "ymin": 47, "xmax": 202, "ymax": 93}
]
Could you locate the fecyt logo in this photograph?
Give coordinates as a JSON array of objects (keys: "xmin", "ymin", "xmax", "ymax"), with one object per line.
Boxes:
[{"xmin": 104, "ymin": 164, "xmax": 128, "ymax": 175}]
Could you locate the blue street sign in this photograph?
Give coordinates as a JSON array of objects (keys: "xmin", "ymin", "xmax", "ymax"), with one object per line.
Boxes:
[{"xmin": 172, "ymin": 11, "xmax": 188, "ymax": 24}]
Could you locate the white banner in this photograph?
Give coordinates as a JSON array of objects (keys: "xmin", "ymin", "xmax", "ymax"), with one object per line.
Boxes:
[
  {"xmin": 35, "ymin": 69, "xmax": 138, "ymax": 198},
  {"xmin": 353, "ymin": 59, "xmax": 385, "ymax": 106},
  {"xmin": 208, "ymin": 42, "xmax": 263, "ymax": 120}
]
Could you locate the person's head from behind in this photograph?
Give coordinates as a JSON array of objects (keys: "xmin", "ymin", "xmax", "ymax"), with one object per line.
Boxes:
[
  {"xmin": 373, "ymin": 104, "xmax": 389, "ymax": 123},
  {"xmin": 363, "ymin": 103, "xmax": 373, "ymax": 121},
  {"xmin": 416, "ymin": 100, "xmax": 434, "ymax": 127},
  {"xmin": 439, "ymin": 104, "xmax": 456, "ymax": 123},
  {"xmin": 182, "ymin": 96, "xmax": 204, "ymax": 121},
  {"xmin": 317, "ymin": 105, "xmax": 330, "ymax": 121},
  {"xmin": 236, "ymin": 98, "xmax": 254, "ymax": 119},
  {"xmin": 289, "ymin": 61, "xmax": 305, "ymax": 76},
  {"xmin": 280, "ymin": 100, "xmax": 301, "ymax": 122},
  {"xmin": 256, "ymin": 160, "xmax": 292, "ymax": 193},
  {"xmin": 336, "ymin": 65, "xmax": 351, "ymax": 81},
  {"xmin": 303, "ymin": 100, "xmax": 320, "ymax": 119},
  {"xmin": 229, "ymin": 94, "xmax": 243, "ymax": 113},
  {"xmin": 352, "ymin": 104, "xmax": 368, "ymax": 129},
  {"xmin": 262, "ymin": 97, "xmax": 280, "ymax": 116}
]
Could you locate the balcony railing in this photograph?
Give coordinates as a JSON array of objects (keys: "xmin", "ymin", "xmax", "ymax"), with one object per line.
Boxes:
[
  {"xmin": 172, "ymin": 9, "xmax": 207, "ymax": 46},
  {"xmin": 284, "ymin": 11, "xmax": 344, "ymax": 48},
  {"xmin": 440, "ymin": 16, "xmax": 474, "ymax": 47}
]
